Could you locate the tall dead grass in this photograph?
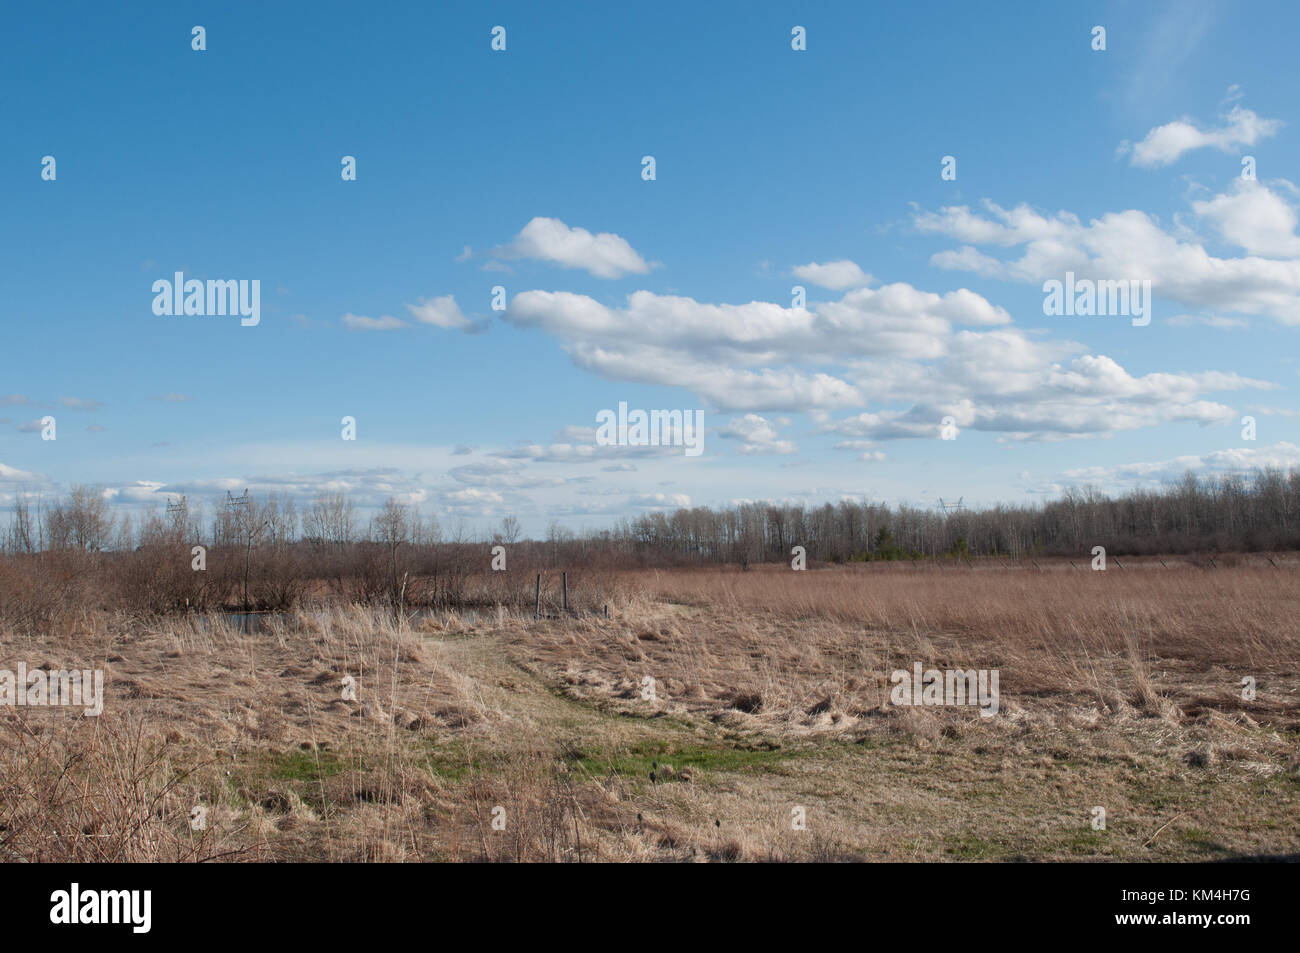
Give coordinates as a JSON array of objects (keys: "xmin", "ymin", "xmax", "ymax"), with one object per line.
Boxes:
[
  {"xmin": 3, "ymin": 567, "xmax": 1295, "ymax": 862},
  {"xmin": 515, "ymin": 565, "xmax": 1300, "ymax": 733},
  {"xmin": 633, "ymin": 563, "xmax": 1298, "ymax": 668}
]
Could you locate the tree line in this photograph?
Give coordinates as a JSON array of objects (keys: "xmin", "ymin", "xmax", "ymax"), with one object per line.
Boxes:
[
  {"xmin": 1, "ymin": 468, "xmax": 1297, "ymax": 630},
  {"xmin": 5, "ymin": 468, "xmax": 1300, "ymax": 563},
  {"xmin": 607, "ymin": 467, "xmax": 1300, "ymax": 565}
]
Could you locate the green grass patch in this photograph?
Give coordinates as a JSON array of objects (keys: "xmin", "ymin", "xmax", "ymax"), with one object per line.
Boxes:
[
  {"xmin": 417, "ymin": 738, "xmax": 483, "ymax": 781},
  {"xmin": 267, "ymin": 748, "xmax": 348, "ymax": 782},
  {"xmin": 943, "ymin": 833, "xmax": 1004, "ymax": 859},
  {"xmin": 1062, "ymin": 828, "xmax": 1109, "ymax": 854},
  {"xmin": 565, "ymin": 739, "xmax": 800, "ymax": 780}
]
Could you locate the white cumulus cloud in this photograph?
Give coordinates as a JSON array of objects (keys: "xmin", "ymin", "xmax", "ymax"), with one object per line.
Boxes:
[
  {"xmin": 494, "ymin": 217, "xmax": 650, "ymax": 279},
  {"xmin": 404, "ymin": 295, "xmax": 469, "ymax": 329},
  {"xmin": 792, "ymin": 259, "xmax": 871, "ymax": 290},
  {"xmin": 342, "ymin": 313, "xmax": 408, "ymax": 331},
  {"xmin": 1123, "ymin": 105, "xmax": 1282, "ymax": 168},
  {"xmin": 719, "ymin": 415, "xmax": 796, "ymax": 454}
]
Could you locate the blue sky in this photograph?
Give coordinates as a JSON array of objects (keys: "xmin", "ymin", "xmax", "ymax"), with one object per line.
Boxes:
[{"xmin": 3, "ymin": 0, "xmax": 1299, "ymax": 534}]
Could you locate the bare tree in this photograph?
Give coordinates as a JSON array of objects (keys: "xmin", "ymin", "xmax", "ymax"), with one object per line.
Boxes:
[
  {"xmin": 499, "ymin": 515, "xmax": 521, "ymax": 544},
  {"xmin": 6, "ymin": 492, "xmax": 35, "ymax": 554},
  {"xmin": 372, "ymin": 497, "xmax": 415, "ymax": 613},
  {"xmin": 304, "ymin": 491, "xmax": 356, "ymax": 546},
  {"xmin": 42, "ymin": 485, "xmax": 114, "ymax": 552}
]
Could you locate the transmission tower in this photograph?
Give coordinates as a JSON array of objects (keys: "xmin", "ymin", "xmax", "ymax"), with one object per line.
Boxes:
[{"xmin": 166, "ymin": 494, "xmax": 189, "ymax": 536}]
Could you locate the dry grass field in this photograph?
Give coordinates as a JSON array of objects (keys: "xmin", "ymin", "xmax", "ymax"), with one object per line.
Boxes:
[{"xmin": 2, "ymin": 562, "xmax": 1297, "ymax": 862}]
